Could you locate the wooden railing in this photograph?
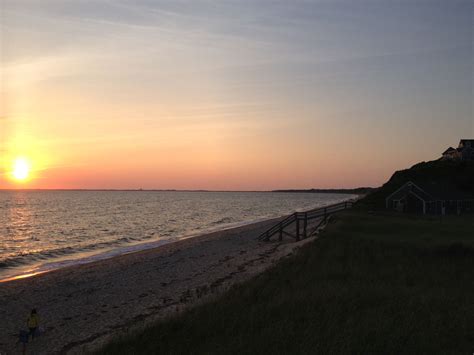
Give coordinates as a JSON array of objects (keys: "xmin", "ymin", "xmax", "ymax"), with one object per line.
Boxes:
[{"xmin": 258, "ymin": 201, "xmax": 354, "ymax": 242}]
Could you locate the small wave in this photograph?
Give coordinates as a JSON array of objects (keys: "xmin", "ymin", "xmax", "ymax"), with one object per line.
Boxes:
[
  {"xmin": 0, "ymin": 236, "xmax": 139, "ymax": 270},
  {"xmin": 0, "ymin": 257, "xmax": 28, "ymax": 268},
  {"xmin": 0, "ymin": 238, "xmax": 178, "ymax": 281}
]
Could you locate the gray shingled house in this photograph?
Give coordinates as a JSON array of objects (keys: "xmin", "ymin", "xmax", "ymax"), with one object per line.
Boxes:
[{"xmin": 385, "ymin": 181, "xmax": 474, "ymax": 215}]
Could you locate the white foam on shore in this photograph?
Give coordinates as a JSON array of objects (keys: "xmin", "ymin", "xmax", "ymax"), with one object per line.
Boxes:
[{"xmin": 0, "ymin": 214, "xmax": 280, "ymax": 282}]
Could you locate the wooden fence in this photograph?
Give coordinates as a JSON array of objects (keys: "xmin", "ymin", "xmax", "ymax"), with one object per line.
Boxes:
[{"xmin": 258, "ymin": 201, "xmax": 354, "ymax": 242}]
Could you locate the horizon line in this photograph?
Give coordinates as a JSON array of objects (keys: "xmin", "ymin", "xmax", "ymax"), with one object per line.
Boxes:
[{"xmin": 0, "ymin": 187, "xmax": 375, "ymax": 193}]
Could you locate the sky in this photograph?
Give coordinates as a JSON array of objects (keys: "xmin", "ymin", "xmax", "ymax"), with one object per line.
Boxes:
[{"xmin": 1, "ymin": 0, "xmax": 472, "ymax": 190}]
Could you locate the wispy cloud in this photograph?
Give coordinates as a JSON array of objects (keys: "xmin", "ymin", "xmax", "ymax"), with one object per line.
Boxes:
[{"xmin": 2, "ymin": 0, "xmax": 472, "ymax": 189}]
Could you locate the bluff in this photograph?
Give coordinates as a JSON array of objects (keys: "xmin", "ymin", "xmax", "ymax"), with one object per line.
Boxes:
[{"xmin": 361, "ymin": 159, "xmax": 474, "ymax": 209}]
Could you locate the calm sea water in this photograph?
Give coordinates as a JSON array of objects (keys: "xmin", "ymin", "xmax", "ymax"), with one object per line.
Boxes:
[{"xmin": 0, "ymin": 191, "xmax": 353, "ymax": 281}]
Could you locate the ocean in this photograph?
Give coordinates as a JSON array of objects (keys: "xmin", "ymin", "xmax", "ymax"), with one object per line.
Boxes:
[{"xmin": 0, "ymin": 190, "xmax": 353, "ymax": 281}]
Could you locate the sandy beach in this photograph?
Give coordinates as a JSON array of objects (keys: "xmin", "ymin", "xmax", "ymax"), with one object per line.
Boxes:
[{"xmin": 0, "ymin": 215, "xmax": 324, "ymax": 354}]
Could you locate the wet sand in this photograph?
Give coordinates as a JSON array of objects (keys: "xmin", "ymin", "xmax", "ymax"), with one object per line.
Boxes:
[{"xmin": 0, "ymin": 215, "xmax": 324, "ymax": 354}]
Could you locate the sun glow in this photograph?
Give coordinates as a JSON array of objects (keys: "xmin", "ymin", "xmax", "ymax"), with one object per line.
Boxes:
[{"xmin": 12, "ymin": 158, "xmax": 31, "ymax": 181}]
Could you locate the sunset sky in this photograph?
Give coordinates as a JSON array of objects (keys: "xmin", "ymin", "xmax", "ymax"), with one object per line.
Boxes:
[{"xmin": 1, "ymin": 0, "xmax": 472, "ymax": 190}]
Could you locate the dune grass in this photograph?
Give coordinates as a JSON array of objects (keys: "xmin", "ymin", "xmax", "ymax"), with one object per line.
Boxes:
[{"xmin": 99, "ymin": 211, "xmax": 474, "ymax": 354}]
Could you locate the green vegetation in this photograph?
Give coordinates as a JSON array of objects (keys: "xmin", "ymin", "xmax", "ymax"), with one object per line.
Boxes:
[{"xmin": 100, "ymin": 211, "xmax": 474, "ymax": 354}]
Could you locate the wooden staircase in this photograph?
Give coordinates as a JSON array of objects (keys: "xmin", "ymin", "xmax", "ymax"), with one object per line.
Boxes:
[{"xmin": 258, "ymin": 201, "xmax": 354, "ymax": 242}]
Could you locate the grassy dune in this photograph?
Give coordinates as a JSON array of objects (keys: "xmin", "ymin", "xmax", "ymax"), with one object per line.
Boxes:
[{"xmin": 100, "ymin": 211, "xmax": 474, "ymax": 354}]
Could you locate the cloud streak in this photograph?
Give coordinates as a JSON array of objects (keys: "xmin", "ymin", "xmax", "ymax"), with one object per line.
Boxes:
[{"xmin": 1, "ymin": 0, "xmax": 472, "ymax": 189}]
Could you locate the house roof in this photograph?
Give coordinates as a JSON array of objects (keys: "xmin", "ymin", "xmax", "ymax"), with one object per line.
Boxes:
[
  {"xmin": 385, "ymin": 181, "xmax": 435, "ymax": 202},
  {"xmin": 459, "ymin": 139, "xmax": 474, "ymax": 146},
  {"xmin": 412, "ymin": 181, "xmax": 473, "ymax": 201},
  {"xmin": 442, "ymin": 140, "xmax": 474, "ymax": 156},
  {"xmin": 387, "ymin": 180, "xmax": 474, "ymax": 202},
  {"xmin": 442, "ymin": 147, "xmax": 456, "ymax": 154},
  {"xmin": 408, "ymin": 184, "xmax": 435, "ymax": 201}
]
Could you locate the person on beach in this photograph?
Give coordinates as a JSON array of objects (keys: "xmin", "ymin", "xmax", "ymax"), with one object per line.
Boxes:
[{"xmin": 27, "ymin": 309, "xmax": 40, "ymax": 340}]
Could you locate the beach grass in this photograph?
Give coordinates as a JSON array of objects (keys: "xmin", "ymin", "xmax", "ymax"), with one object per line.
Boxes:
[{"xmin": 99, "ymin": 211, "xmax": 474, "ymax": 354}]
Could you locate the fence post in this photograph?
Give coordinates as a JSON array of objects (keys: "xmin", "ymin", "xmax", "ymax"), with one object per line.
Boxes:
[
  {"xmin": 303, "ymin": 212, "xmax": 307, "ymax": 239},
  {"xmin": 296, "ymin": 216, "xmax": 300, "ymax": 241}
]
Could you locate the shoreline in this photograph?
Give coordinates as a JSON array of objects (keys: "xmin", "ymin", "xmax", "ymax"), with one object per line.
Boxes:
[
  {"xmin": 1, "ymin": 196, "xmax": 356, "ymax": 283},
  {"xmin": 0, "ymin": 214, "xmax": 291, "ymax": 283},
  {"xmin": 0, "ymin": 214, "xmax": 281, "ymax": 283},
  {"xmin": 0, "ymin": 213, "xmax": 326, "ymax": 354}
]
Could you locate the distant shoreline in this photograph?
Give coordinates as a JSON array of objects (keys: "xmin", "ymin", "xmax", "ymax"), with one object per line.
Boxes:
[{"xmin": 273, "ymin": 188, "xmax": 375, "ymax": 195}]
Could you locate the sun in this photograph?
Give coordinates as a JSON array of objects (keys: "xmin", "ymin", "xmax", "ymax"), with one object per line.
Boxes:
[{"xmin": 12, "ymin": 158, "xmax": 31, "ymax": 181}]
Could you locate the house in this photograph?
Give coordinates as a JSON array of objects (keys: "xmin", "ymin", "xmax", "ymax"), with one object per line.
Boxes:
[
  {"xmin": 442, "ymin": 139, "xmax": 474, "ymax": 161},
  {"xmin": 442, "ymin": 147, "xmax": 460, "ymax": 160},
  {"xmin": 385, "ymin": 181, "xmax": 474, "ymax": 215}
]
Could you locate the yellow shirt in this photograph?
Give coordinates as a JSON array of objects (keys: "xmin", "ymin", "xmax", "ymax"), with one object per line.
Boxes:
[{"xmin": 27, "ymin": 314, "xmax": 39, "ymax": 328}]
